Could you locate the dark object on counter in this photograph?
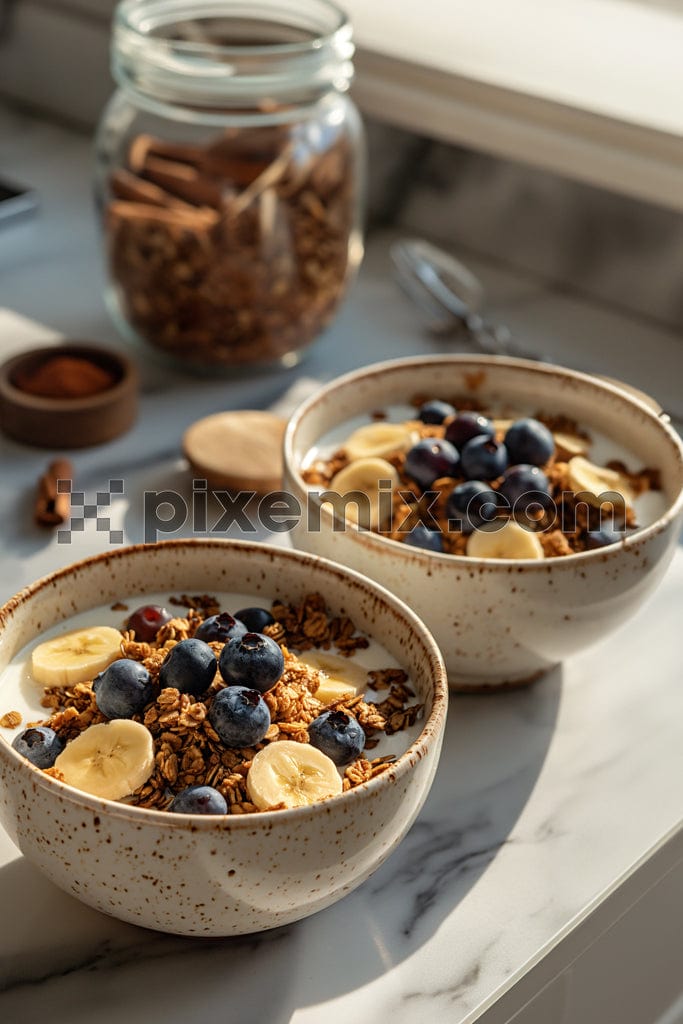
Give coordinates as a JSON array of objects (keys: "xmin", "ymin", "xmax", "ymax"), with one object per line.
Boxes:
[
  {"xmin": 0, "ymin": 175, "xmax": 39, "ymax": 228},
  {"xmin": 0, "ymin": 343, "xmax": 138, "ymax": 448},
  {"xmin": 34, "ymin": 458, "xmax": 73, "ymax": 526}
]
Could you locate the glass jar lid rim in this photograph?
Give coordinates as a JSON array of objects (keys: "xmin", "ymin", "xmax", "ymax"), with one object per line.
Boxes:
[
  {"xmin": 112, "ymin": 0, "xmax": 355, "ymax": 110},
  {"xmin": 115, "ymin": 0, "xmax": 350, "ymax": 57}
]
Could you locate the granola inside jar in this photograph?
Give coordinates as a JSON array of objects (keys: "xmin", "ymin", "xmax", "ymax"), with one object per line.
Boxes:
[{"xmin": 95, "ymin": 0, "xmax": 364, "ymax": 369}]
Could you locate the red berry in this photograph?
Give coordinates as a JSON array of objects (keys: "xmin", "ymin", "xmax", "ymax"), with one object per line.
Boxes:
[{"xmin": 127, "ymin": 604, "xmax": 172, "ymax": 642}]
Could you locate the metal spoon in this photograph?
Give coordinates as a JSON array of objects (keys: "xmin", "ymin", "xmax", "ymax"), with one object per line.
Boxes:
[
  {"xmin": 390, "ymin": 237, "xmax": 546, "ymax": 359},
  {"xmin": 391, "ymin": 236, "xmax": 679, "ymax": 424}
]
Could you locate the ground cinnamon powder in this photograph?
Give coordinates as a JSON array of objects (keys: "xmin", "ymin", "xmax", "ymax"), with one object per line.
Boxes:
[{"xmin": 15, "ymin": 356, "xmax": 116, "ymax": 399}]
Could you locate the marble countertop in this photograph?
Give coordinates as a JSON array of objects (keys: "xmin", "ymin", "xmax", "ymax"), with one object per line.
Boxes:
[{"xmin": 0, "ymin": 104, "xmax": 682, "ymax": 1023}]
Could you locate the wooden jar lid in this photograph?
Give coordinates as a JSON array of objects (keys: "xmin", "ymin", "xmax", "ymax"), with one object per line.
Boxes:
[
  {"xmin": 182, "ymin": 410, "xmax": 287, "ymax": 492},
  {"xmin": 0, "ymin": 343, "xmax": 138, "ymax": 449}
]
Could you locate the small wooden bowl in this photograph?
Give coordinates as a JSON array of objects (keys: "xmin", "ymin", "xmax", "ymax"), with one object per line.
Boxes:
[{"xmin": 0, "ymin": 343, "xmax": 138, "ymax": 448}]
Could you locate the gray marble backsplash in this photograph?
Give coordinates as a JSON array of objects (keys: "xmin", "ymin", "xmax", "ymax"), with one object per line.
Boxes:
[{"xmin": 365, "ymin": 120, "xmax": 683, "ymax": 335}]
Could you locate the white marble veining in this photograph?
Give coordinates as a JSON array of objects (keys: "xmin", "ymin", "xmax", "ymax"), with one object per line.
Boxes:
[{"xmin": 0, "ymin": 104, "xmax": 682, "ymax": 1023}]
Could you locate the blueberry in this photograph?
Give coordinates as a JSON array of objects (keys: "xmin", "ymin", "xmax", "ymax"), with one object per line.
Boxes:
[
  {"xmin": 504, "ymin": 418, "xmax": 554, "ymax": 466},
  {"xmin": 168, "ymin": 785, "xmax": 227, "ymax": 815},
  {"xmin": 126, "ymin": 604, "xmax": 172, "ymax": 643},
  {"xmin": 418, "ymin": 399, "xmax": 456, "ymax": 425},
  {"xmin": 218, "ymin": 633, "xmax": 284, "ymax": 694},
  {"xmin": 585, "ymin": 525, "xmax": 623, "ymax": 550},
  {"xmin": 499, "ymin": 464, "xmax": 550, "ymax": 502},
  {"xmin": 446, "ymin": 481, "xmax": 503, "ymax": 534},
  {"xmin": 159, "ymin": 638, "xmax": 217, "ymax": 697},
  {"xmin": 194, "ymin": 612, "xmax": 247, "ymax": 645},
  {"xmin": 309, "ymin": 710, "xmax": 365, "ymax": 766},
  {"xmin": 445, "ymin": 412, "xmax": 495, "ymax": 451},
  {"xmin": 93, "ymin": 659, "xmax": 154, "ymax": 719},
  {"xmin": 404, "ymin": 524, "xmax": 444, "ymax": 552},
  {"xmin": 209, "ymin": 686, "xmax": 271, "ymax": 747},
  {"xmin": 460, "ymin": 436, "xmax": 509, "ymax": 481},
  {"xmin": 233, "ymin": 606, "xmax": 275, "ymax": 633},
  {"xmin": 404, "ymin": 438, "xmax": 460, "ymax": 490},
  {"xmin": 12, "ymin": 726, "xmax": 64, "ymax": 768},
  {"xmin": 498, "ymin": 465, "xmax": 553, "ymax": 520}
]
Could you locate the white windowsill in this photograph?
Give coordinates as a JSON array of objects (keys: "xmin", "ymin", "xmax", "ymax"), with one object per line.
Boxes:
[
  {"xmin": 346, "ymin": 0, "xmax": 683, "ymax": 211},
  {"xmin": 2, "ymin": 0, "xmax": 683, "ymax": 210}
]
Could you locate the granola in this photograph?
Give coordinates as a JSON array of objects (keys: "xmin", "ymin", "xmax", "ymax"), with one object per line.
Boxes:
[
  {"xmin": 30, "ymin": 593, "xmax": 421, "ymax": 813},
  {"xmin": 105, "ymin": 128, "xmax": 357, "ymax": 368},
  {"xmin": 303, "ymin": 399, "xmax": 660, "ymax": 558}
]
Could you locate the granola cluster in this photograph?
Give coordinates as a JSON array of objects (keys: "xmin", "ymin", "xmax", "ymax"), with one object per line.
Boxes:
[
  {"xmin": 0, "ymin": 710, "xmax": 22, "ymax": 729},
  {"xmin": 35, "ymin": 594, "xmax": 422, "ymax": 813}
]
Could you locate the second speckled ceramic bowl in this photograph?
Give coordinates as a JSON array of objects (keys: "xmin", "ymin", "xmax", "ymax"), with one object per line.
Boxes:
[
  {"xmin": 0, "ymin": 540, "xmax": 447, "ymax": 936},
  {"xmin": 283, "ymin": 356, "xmax": 683, "ymax": 688}
]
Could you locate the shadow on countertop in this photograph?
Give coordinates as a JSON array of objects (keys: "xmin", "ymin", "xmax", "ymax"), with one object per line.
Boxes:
[{"xmin": 0, "ymin": 670, "xmax": 562, "ymax": 1022}]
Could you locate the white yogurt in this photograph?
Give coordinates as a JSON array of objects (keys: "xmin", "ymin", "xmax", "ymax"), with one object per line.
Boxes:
[
  {"xmin": 304, "ymin": 404, "xmax": 668, "ymax": 530},
  {"xmin": 0, "ymin": 592, "xmax": 421, "ymax": 767}
]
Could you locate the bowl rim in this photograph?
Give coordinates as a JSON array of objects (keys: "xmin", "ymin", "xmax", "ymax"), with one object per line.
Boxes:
[
  {"xmin": 283, "ymin": 354, "xmax": 683, "ymax": 570},
  {"xmin": 0, "ymin": 538, "xmax": 448, "ymax": 827}
]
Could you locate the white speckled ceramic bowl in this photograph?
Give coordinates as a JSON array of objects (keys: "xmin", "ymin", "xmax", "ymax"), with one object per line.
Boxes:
[
  {"xmin": 0, "ymin": 540, "xmax": 447, "ymax": 936},
  {"xmin": 283, "ymin": 355, "xmax": 683, "ymax": 689}
]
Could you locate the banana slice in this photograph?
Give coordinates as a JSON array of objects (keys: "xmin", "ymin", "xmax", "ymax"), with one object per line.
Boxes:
[
  {"xmin": 553, "ymin": 431, "xmax": 589, "ymax": 459},
  {"xmin": 330, "ymin": 458, "xmax": 399, "ymax": 529},
  {"xmin": 31, "ymin": 626, "xmax": 123, "ymax": 687},
  {"xmin": 567, "ymin": 456, "xmax": 633, "ymax": 509},
  {"xmin": 467, "ymin": 521, "xmax": 545, "ymax": 560},
  {"xmin": 298, "ymin": 651, "xmax": 367, "ymax": 705},
  {"xmin": 246, "ymin": 740, "xmax": 342, "ymax": 810},
  {"xmin": 344, "ymin": 422, "xmax": 419, "ymax": 462},
  {"xmin": 314, "ymin": 678, "xmax": 357, "ymax": 705},
  {"xmin": 54, "ymin": 720, "xmax": 154, "ymax": 800}
]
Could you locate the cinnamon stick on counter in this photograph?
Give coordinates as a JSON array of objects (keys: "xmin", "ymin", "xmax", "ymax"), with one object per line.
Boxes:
[{"xmin": 35, "ymin": 459, "xmax": 73, "ymax": 527}]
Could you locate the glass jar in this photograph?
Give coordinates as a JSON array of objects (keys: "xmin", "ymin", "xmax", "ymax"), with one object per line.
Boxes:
[{"xmin": 95, "ymin": 0, "xmax": 364, "ymax": 370}]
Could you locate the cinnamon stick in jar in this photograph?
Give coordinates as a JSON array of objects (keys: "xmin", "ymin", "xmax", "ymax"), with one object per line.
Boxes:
[{"xmin": 35, "ymin": 459, "xmax": 73, "ymax": 526}]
